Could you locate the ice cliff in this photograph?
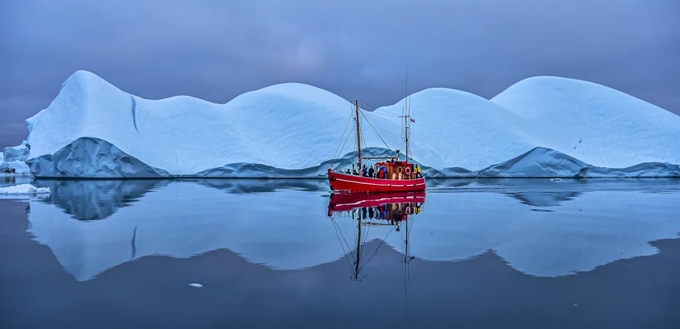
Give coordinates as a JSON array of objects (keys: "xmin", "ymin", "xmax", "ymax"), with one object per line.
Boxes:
[{"xmin": 23, "ymin": 70, "xmax": 680, "ymax": 178}]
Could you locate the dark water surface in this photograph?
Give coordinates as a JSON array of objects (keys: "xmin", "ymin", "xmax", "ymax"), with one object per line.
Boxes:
[{"xmin": 1, "ymin": 178, "xmax": 679, "ymax": 329}]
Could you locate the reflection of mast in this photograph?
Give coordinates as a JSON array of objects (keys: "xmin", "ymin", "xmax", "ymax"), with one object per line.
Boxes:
[
  {"xmin": 404, "ymin": 214, "xmax": 410, "ymax": 263},
  {"xmin": 328, "ymin": 193, "xmax": 425, "ymax": 282},
  {"xmin": 403, "ymin": 215, "xmax": 411, "ymax": 314},
  {"xmin": 353, "ymin": 213, "xmax": 362, "ymax": 280}
]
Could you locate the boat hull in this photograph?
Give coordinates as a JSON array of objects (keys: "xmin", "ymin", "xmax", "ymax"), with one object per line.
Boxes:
[{"xmin": 327, "ymin": 169, "xmax": 426, "ymax": 193}]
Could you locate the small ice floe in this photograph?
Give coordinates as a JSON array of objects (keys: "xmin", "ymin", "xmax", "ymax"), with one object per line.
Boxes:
[
  {"xmin": 188, "ymin": 283, "xmax": 203, "ymax": 288},
  {"xmin": 0, "ymin": 184, "xmax": 51, "ymax": 196}
]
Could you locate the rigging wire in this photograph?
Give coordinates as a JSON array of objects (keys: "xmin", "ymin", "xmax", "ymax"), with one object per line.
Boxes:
[
  {"xmin": 331, "ymin": 217, "xmax": 357, "ymax": 275},
  {"xmin": 358, "ymin": 215, "xmax": 371, "ymax": 275},
  {"xmin": 357, "ymin": 224, "xmax": 395, "ymax": 275},
  {"xmin": 359, "ymin": 99, "xmax": 377, "ymax": 111},
  {"xmin": 337, "ymin": 125, "xmax": 354, "ymax": 166},
  {"xmin": 356, "ymin": 99, "xmax": 380, "ymax": 112},
  {"xmin": 331, "ymin": 104, "xmax": 356, "ymax": 167},
  {"xmin": 371, "ymin": 110, "xmax": 401, "ymax": 118},
  {"xmin": 361, "ymin": 99, "xmax": 402, "ymax": 117},
  {"xmin": 359, "ymin": 110, "xmax": 392, "ymax": 151},
  {"xmin": 360, "ymin": 121, "xmax": 367, "ymax": 157}
]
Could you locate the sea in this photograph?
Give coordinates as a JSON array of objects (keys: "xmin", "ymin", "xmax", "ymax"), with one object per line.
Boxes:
[{"xmin": 1, "ymin": 177, "xmax": 679, "ymax": 329}]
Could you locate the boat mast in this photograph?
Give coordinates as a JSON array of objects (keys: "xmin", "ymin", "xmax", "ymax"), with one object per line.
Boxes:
[
  {"xmin": 404, "ymin": 67, "xmax": 410, "ymax": 164},
  {"xmin": 355, "ymin": 100, "xmax": 362, "ymax": 171},
  {"xmin": 405, "ymin": 97, "xmax": 410, "ymax": 164}
]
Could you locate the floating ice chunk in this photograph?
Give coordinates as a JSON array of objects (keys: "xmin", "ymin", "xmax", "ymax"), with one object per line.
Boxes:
[
  {"xmin": 188, "ymin": 283, "xmax": 203, "ymax": 288},
  {"xmin": 0, "ymin": 184, "xmax": 50, "ymax": 195}
]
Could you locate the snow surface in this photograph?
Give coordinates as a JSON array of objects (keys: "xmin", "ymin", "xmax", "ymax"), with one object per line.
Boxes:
[
  {"xmin": 25, "ymin": 71, "xmax": 680, "ymax": 178},
  {"xmin": 0, "ymin": 184, "xmax": 50, "ymax": 195},
  {"xmin": 491, "ymin": 77, "xmax": 680, "ymax": 168}
]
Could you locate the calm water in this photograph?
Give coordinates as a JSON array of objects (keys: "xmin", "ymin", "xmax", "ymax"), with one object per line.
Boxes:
[{"xmin": 1, "ymin": 178, "xmax": 679, "ymax": 329}]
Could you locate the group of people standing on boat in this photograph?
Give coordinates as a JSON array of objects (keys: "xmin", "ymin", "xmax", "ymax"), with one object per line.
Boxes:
[{"xmin": 342, "ymin": 162, "xmax": 422, "ymax": 179}]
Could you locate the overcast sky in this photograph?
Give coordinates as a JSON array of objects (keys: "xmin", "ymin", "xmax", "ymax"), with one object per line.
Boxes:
[{"xmin": 1, "ymin": 0, "xmax": 678, "ymax": 148}]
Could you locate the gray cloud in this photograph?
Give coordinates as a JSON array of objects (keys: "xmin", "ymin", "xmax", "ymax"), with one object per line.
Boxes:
[{"xmin": 1, "ymin": 0, "xmax": 678, "ymax": 148}]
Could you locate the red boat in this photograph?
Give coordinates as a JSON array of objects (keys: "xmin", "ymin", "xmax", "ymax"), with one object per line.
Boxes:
[
  {"xmin": 328, "ymin": 100, "xmax": 426, "ymax": 193},
  {"xmin": 328, "ymin": 167, "xmax": 425, "ymax": 193}
]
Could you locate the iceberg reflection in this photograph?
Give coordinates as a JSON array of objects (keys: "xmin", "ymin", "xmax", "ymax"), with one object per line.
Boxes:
[{"xmin": 25, "ymin": 179, "xmax": 680, "ymax": 281}]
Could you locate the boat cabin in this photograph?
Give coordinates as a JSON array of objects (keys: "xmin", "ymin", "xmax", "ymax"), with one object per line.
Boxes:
[{"xmin": 374, "ymin": 160, "xmax": 416, "ymax": 180}]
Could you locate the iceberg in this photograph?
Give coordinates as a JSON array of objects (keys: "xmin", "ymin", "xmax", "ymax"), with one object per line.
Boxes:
[
  {"xmin": 24, "ymin": 71, "xmax": 680, "ymax": 178},
  {"xmin": 0, "ymin": 141, "xmax": 32, "ymax": 176},
  {"xmin": 3, "ymin": 140, "xmax": 30, "ymax": 162},
  {"xmin": 475, "ymin": 147, "xmax": 680, "ymax": 178},
  {"xmin": 0, "ymin": 160, "xmax": 31, "ymax": 175},
  {"xmin": 28, "ymin": 137, "xmax": 170, "ymax": 178}
]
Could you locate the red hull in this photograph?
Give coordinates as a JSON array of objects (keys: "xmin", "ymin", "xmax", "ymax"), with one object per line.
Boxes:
[
  {"xmin": 327, "ymin": 169, "xmax": 426, "ymax": 193},
  {"xmin": 328, "ymin": 192, "xmax": 426, "ymax": 214}
]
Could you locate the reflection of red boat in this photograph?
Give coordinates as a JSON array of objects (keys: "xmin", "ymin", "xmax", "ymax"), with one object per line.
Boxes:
[
  {"xmin": 327, "ymin": 190, "xmax": 425, "ymax": 281},
  {"xmin": 327, "ymin": 191, "xmax": 426, "ymax": 216},
  {"xmin": 327, "ymin": 100, "xmax": 426, "ymax": 193}
]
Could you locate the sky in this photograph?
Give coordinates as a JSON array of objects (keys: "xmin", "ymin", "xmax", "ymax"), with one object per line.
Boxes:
[{"xmin": 1, "ymin": 0, "xmax": 678, "ymax": 148}]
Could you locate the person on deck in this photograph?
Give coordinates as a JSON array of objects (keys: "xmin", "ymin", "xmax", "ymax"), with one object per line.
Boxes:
[
  {"xmin": 415, "ymin": 164, "xmax": 422, "ymax": 178},
  {"xmin": 368, "ymin": 165, "xmax": 375, "ymax": 178}
]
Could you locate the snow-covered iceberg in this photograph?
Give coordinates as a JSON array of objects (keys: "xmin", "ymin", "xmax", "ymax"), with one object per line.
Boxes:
[
  {"xmin": 475, "ymin": 147, "xmax": 680, "ymax": 178},
  {"xmin": 0, "ymin": 141, "xmax": 32, "ymax": 176},
  {"xmin": 0, "ymin": 160, "xmax": 31, "ymax": 175},
  {"xmin": 3, "ymin": 140, "xmax": 30, "ymax": 162},
  {"xmin": 25, "ymin": 71, "xmax": 680, "ymax": 178}
]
